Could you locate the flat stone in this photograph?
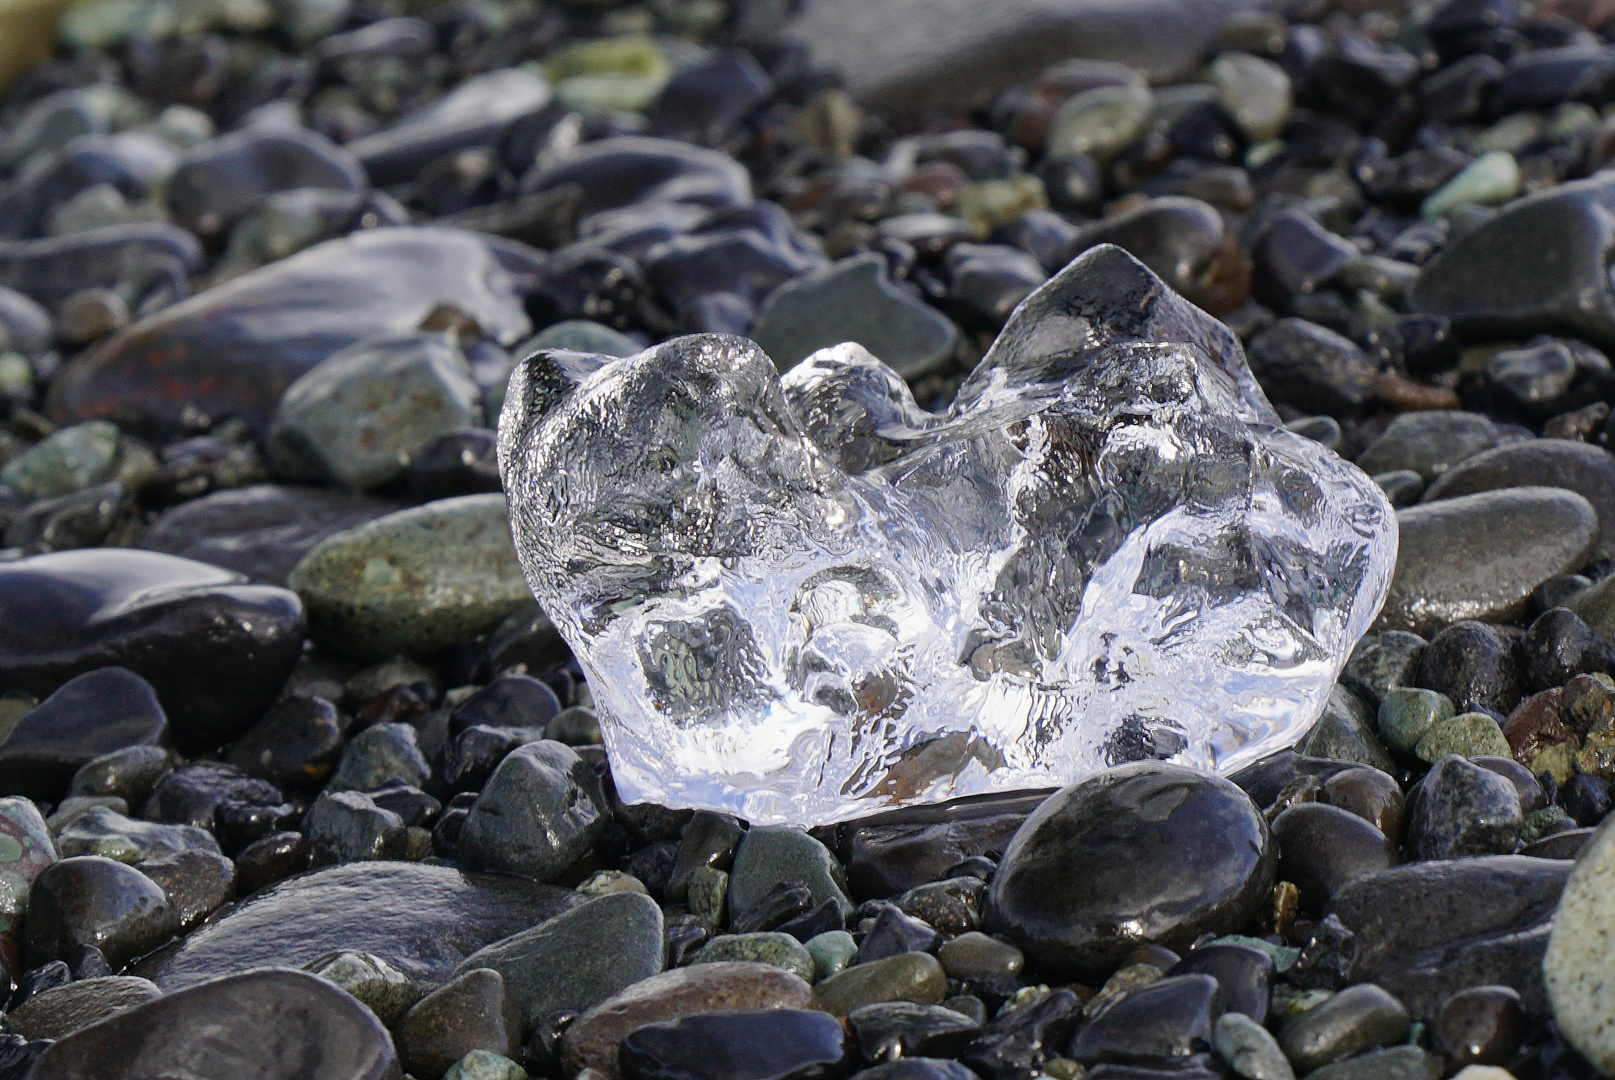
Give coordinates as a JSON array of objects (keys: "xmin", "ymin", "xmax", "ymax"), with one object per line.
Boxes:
[
  {"xmin": 47, "ymin": 227, "xmax": 537, "ymax": 440},
  {"xmin": 620, "ymin": 1009, "xmax": 850, "ymax": 1080},
  {"xmin": 785, "ymin": 0, "xmax": 1274, "ymax": 109},
  {"xmin": 9, "ymin": 975, "xmax": 161, "ymax": 1039},
  {"xmin": 561, "ymin": 962, "xmax": 817, "ymax": 1080},
  {"xmin": 1355, "ymin": 412, "xmax": 1500, "ymax": 484},
  {"xmin": 56, "ymin": 806, "xmax": 218, "ymax": 864},
  {"xmin": 0, "ymin": 550, "xmax": 305, "ymax": 753},
  {"xmin": 132, "ymin": 861, "xmax": 582, "ymax": 992},
  {"xmin": 453, "ymin": 891, "xmax": 665, "ymax": 1030},
  {"xmin": 0, "ymin": 667, "xmax": 165, "ymax": 801},
  {"xmin": 288, "ymin": 494, "xmax": 530, "ymax": 660},
  {"xmin": 750, "ymin": 256, "xmax": 960, "ymax": 378},
  {"xmin": 1422, "ymin": 439, "xmax": 1615, "ymax": 560},
  {"xmin": 984, "ymin": 763, "xmax": 1275, "ymax": 976},
  {"xmin": 0, "ymin": 223, "xmax": 203, "ymax": 308},
  {"xmin": 134, "ymin": 484, "xmax": 402, "ymax": 586},
  {"xmin": 27, "ymin": 968, "xmax": 400, "ymax": 1080},
  {"xmin": 1375, "ymin": 488, "xmax": 1599, "ymax": 636},
  {"xmin": 168, "ymin": 126, "xmax": 367, "ymax": 238},
  {"xmin": 1327, "ymin": 856, "xmax": 1572, "ymax": 1019}
]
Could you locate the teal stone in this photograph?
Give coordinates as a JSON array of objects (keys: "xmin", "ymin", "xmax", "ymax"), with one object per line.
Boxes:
[
  {"xmin": 0, "ymin": 796, "xmax": 55, "ymax": 936},
  {"xmin": 518, "ymin": 321, "xmax": 641, "ymax": 358},
  {"xmin": 804, "ymin": 930, "xmax": 856, "ymax": 983},
  {"xmin": 1, "ymin": 420, "xmax": 121, "ymax": 501},
  {"xmin": 728, "ymin": 826, "xmax": 853, "ymax": 922},
  {"xmin": 445, "ymin": 1049, "xmax": 528, "ymax": 1080},
  {"xmin": 749, "ymin": 254, "xmax": 960, "ymax": 378},
  {"xmin": 693, "ymin": 933, "xmax": 815, "ymax": 983},
  {"xmin": 288, "ymin": 494, "xmax": 532, "ymax": 660},
  {"xmin": 1423, "ymin": 152, "xmax": 1521, "ymax": 218},
  {"xmin": 1377, "ymin": 688, "xmax": 1455, "ymax": 755}
]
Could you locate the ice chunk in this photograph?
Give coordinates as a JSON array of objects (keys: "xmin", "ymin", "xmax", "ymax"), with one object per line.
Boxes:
[{"xmin": 498, "ymin": 245, "xmax": 1396, "ymax": 825}]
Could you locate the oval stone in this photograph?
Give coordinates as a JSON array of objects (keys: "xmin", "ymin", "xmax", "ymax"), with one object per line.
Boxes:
[
  {"xmin": 984, "ymin": 762, "xmax": 1275, "ymax": 976},
  {"xmin": 1422, "ymin": 440, "xmax": 1615, "ymax": 560}
]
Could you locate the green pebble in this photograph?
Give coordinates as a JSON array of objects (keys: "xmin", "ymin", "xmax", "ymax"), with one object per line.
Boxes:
[
  {"xmin": 445, "ymin": 1049, "xmax": 528, "ymax": 1080},
  {"xmin": 937, "ymin": 931, "xmax": 1024, "ymax": 980},
  {"xmin": 1378, "ymin": 688, "xmax": 1455, "ymax": 755},
  {"xmin": 1046, "ymin": 83, "xmax": 1153, "ymax": 163},
  {"xmin": 1422, "ymin": 151, "xmax": 1521, "ymax": 217},
  {"xmin": 804, "ymin": 930, "xmax": 856, "ymax": 983},
  {"xmin": 687, "ymin": 865, "xmax": 728, "ymax": 924},
  {"xmin": 1414, "ymin": 712, "xmax": 1511, "ymax": 762},
  {"xmin": 1, "ymin": 419, "xmax": 120, "ymax": 500},
  {"xmin": 1520, "ymin": 805, "xmax": 1574, "ymax": 844},
  {"xmin": 813, "ymin": 952, "xmax": 947, "ymax": 1017},
  {"xmin": 693, "ymin": 932, "xmax": 815, "ymax": 983}
]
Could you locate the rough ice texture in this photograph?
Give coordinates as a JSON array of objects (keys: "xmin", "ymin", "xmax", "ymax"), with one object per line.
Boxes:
[{"xmin": 499, "ymin": 245, "xmax": 1397, "ymax": 825}]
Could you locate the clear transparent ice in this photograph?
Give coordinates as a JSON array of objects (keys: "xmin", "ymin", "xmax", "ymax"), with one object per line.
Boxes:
[{"xmin": 499, "ymin": 245, "xmax": 1397, "ymax": 825}]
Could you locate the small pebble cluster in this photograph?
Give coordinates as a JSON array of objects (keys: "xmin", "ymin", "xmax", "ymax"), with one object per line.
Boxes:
[{"xmin": 5, "ymin": 0, "xmax": 1615, "ymax": 1077}]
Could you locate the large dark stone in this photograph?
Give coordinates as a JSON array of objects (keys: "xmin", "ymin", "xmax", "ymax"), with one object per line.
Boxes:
[
  {"xmin": 0, "ymin": 667, "xmax": 165, "ymax": 800},
  {"xmin": 134, "ymin": 484, "xmax": 402, "ymax": 586},
  {"xmin": 24, "ymin": 855, "xmax": 180, "ymax": 971},
  {"xmin": 27, "ymin": 968, "xmax": 401, "ymax": 1080},
  {"xmin": 1421, "ymin": 440, "xmax": 1615, "ymax": 560},
  {"xmin": 47, "ymin": 227, "xmax": 539, "ymax": 440},
  {"xmin": 0, "ymin": 550, "xmax": 305, "ymax": 753},
  {"xmin": 168, "ymin": 126, "xmax": 367, "ymax": 238},
  {"xmin": 620, "ymin": 1009, "xmax": 850, "ymax": 1080},
  {"xmin": 983, "ymin": 762, "xmax": 1275, "ymax": 976},
  {"xmin": 1327, "ymin": 855, "xmax": 1572, "ymax": 1020},
  {"xmin": 0, "ymin": 223, "xmax": 203, "ymax": 307},
  {"xmin": 132, "ymin": 861, "xmax": 582, "ymax": 991}
]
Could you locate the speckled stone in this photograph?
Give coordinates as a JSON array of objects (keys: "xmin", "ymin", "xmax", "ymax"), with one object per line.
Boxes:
[
  {"xmin": 303, "ymin": 950, "xmax": 422, "ymax": 1025},
  {"xmin": 0, "ymin": 796, "xmax": 56, "ymax": 935},
  {"xmin": 1, "ymin": 420, "xmax": 120, "ymax": 500},
  {"xmin": 1545, "ymin": 817, "xmax": 1615, "ymax": 1072},
  {"xmin": 287, "ymin": 494, "xmax": 531, "ymax": 659},
  {"xmin": 9, "ymin": 976, "xmax": 161, "ymax": 1040},
  {"xmin": 694, "ymin": 932, "xmax": 815, "ymax": 982}
]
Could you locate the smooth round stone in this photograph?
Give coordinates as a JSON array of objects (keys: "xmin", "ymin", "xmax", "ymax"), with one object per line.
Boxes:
[
  {"xmin": 729, "ymin": 826, "xmax": 853, "ymax": 923},
  {"xmin": 646, "ymin": 51, "xmax": 775, "ymax": 146},
  {"xmin": 621, "ymin": 1009, "xmax": 848, "ymax": 1080},
  {"xmin": 0, "ymin": 420, "xmax": 120, "ymax": 500},
  {"xmin": 347, "ymin": 66, "xmax": 552, "ymax": 185},
  {"xmin": 396, "ymin": 968, "xmax": 521, "ymax": 1080},
  {"xmin": 1211, "ymin": 52, "xmax": 1291, "ymax": 142},
  {"xmin": 695, "ymin": 933, "xmax": 815, "ymax": 983},
  {"xmin": 9, "ymin": 975, "xmax": 160, "ymax": 1040},
  {"xmin": 27, "ymin": 968, "xmax": 398, "ymax": 1080},
  {"xmin": 0, "ymin": 224, "xmax": 202, "ymax": 310},
  {"xmin": 303, "ymin": 949, "xmax": 421, "ymax": 1026},
  {"xmin": 984, "ymin": 762, "xmax": 1275, "ymax": 976},
  {"xmin": 459, "ymin": 740, "xmax": 605, "ymax": 883},
  {"xmin": 751, "ymin": 254, "xmax": 960, "ymax": 378},
  {"xmin": 561, "ymin": 962, "xmax": 816, "ymax": 1080},
  {"xmin": 1422, "ymin": 440, "xmax": 1615, "ymax": 560},
  {"xmin": 1436, "ymin": 986, "xmax": 1523, "ymax": 1069},
  {"xmin": 1171, "ymin": 942, "xmax": 1273, "ymax": 1025},
  {"xmin": 132, "ymin": 861, "xmax": 581, "ymax": 991},
  {"xmin": 1545, "ymin": 817, "xmax": 1615, "ymax": 1071},
  {"xmin": 57, "ymin": 807, "xmax": 217, "ymax": 864},
  {"xmin": 1413, "ymin": 713, "xmax": 1511, "ymax": 762},
  {"xmin": 1278, "ymin": 984, "xmax": 1410, "ymax": 1073},
  {"xmin": 1356, "ymin": 412, "xmax": 1500, "ymax": 484},
  {"xmin": 136, "ymin": 848, "xmax": 235, "ymax": 932},
  {"xmin": 1374, "ymin": 470, "xmax": 1424, "ymax": 508},
  {"xmin": 135, "ymin": 484, "xmax": 401, "ymax": 586},
  {"xmin": 1376, "ymin": 688, "xmax": 1455, "ymax": 755},
  {"xmin": 227, "ymin": 695, "xmax": 344, "ymax": 790},
  {"xmin": 1406, "ymin": 755, "xmax": 1522, "ymax": 861},
  {"xmin": 453, "ymin": 891, "xmax": 664, "ymax": 1030},
  {"xmin": 1293, "ymin": 685, "xmax": 1395, "ymax": 773},
  {"xmin": 1376, "ymin": 488, "xmax": 1599, "ymax": 636},
  {"xmin": 1271, "ymin": 804, "xmax": 1396, "ymax": 913},
  {"xmin": 0, "ymin": 667, "xmax": 165, "ymax": 800},
  {"xmin": 805, "ymin": 930, "xmax": 857, "ymax": 983},
  {"xmin": 1070, "ymin": 197, "xmax": 1250, "ymax": 316},
  {"xmin": 25, "ymin": 855, "xmax": 179, "ymax": 970},
  {"xmin": 1213, "ymin": 1012, "xmax": 1293, "ymax": 1080},
  {"xmin": 46, "ymin": 228, "xmax": 535, "ymax": 441},
  {"xmin": 268, "ymin": 331, "xmax": 481, "ymax": 492},
  {"xmin": 1046, "ymin": 83, "xmax": 1153, "ymax": 162},
  {"xmin": 1416, "ymin": 621, "xmax": 1525, "ymax": 717},
  {"xmin": 525, "ymin": 136, "xmax": 751, "ymax": 223},
  {"xmin": 1303, "ymin": 1046, "xmax": 1442, "ymax": 1080},
  {"xmin": 1323, "ymin": 768, "xmax": 1406, "ymax": 843},
  {"xmin": 288, "ymin": 494, "xmax": 530, "ymax": 659},
  {"xmin": 0, "ymin": 550, "xmax": 304, "ymax": 753},
  {"xmin": 1422, "ymin": 151, "xmax": 1521, "ymax": 217},
  {"xmin": 812, "ymin": 951, "xmax": 947, "ymax": 1017},
  {"xmin": 937, "ymin": 931, "xmax": 1024, "ymax": 980},
  {"xmin": 1071, "ymin": 973, "xmax": 1219, "ymax": 1066}
]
